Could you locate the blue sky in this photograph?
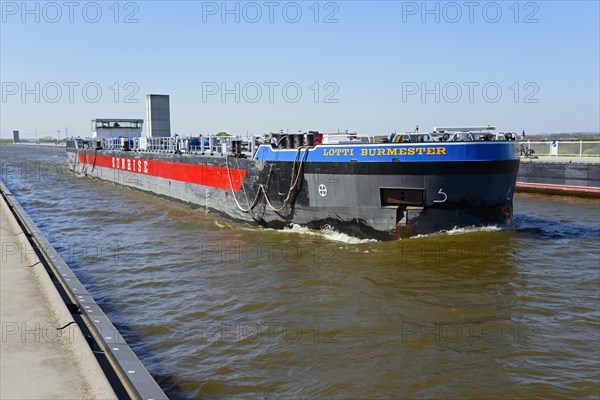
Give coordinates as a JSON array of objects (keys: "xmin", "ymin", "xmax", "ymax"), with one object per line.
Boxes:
[{"xmin": 1, "ymin": 0, "xmax": 599, "ymax": 138}]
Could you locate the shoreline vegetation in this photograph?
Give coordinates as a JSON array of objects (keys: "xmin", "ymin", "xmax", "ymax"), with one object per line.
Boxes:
[{"xmin": 0, "ymin": 138, "xmax": 67, "ymax": 145}]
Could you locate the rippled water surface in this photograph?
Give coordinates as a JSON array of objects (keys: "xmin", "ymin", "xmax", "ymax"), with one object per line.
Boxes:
[{"xmin": 1, "ymin": 145, "xmax": 599, "ymax": 399}]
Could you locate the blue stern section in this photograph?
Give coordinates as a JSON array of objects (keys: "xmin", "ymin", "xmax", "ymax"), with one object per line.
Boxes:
[{"xmin": 253, "ymin": 141, "xmax": 519, "ymax": 163}]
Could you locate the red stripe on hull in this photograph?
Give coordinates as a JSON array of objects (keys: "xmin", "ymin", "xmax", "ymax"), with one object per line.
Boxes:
[{"xmin": 77, "ymin": 152, "xmax": 246, "ymax": 191}]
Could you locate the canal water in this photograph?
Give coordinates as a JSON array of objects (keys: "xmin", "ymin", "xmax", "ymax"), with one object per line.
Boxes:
[{"xmin": 1, "ymin": 145, "xmax": 599, "ymax": 399}]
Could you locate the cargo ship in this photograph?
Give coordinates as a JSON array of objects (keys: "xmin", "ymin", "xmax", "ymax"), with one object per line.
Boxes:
[{"xmin": 67, "ymin": 118, "xmax": 519, "ymax": 240}]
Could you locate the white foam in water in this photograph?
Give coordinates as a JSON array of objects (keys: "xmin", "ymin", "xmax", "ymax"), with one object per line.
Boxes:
[
  {"xmin": 411, "ymin": 225, "xmax": 502, "ymax": 239},
  {"xmin": 221, "ymin": 219, "xmax": 499, "ymax": 243},
  {"xmin": 282, "ymin": 224, "xmax": 378, "ymax": 244},
  {"xmin": 214, "ymin": 220, "xmax": 227, "ymax": 228}
]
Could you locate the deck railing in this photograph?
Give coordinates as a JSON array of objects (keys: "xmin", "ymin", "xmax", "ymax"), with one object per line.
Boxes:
[
  {"xmin": 100, "ymin": 135, "xmax": 256, "ymax": 156},
  {"xmin": 79, "ymin": 136, "xmax": 600, "ymax": 158}
]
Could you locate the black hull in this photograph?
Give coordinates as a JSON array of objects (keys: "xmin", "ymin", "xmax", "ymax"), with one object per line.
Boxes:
[{"xmin": 67, "ymin": 149, "xmax": 519, "ymax": 240}]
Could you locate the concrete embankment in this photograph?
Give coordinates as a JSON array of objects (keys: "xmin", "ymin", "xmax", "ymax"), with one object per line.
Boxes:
[
  {"xmin": 6, "ymin": 142, "xmax": 66, "ymax": 148},
  {"xmin": 1, "ymin": 193, "xmax": 117, "ymax": 399},
  {"xmin": 517, "ymin": 156, "xmax": 600, "ymax": 197},
  {"xmin": 0, "ymin": 182, "xmax": 167, "ymax": 400}
]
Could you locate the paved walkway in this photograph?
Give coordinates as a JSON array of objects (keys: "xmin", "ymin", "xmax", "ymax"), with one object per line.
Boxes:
[{"xmin": 0, "ymin": 195, "xmax": 116, "ymax": 399}]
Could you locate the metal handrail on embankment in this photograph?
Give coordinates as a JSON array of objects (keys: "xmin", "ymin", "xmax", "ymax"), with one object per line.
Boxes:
[
  {"xmin": 0, "ymin": 181, "xmax": 167, "ymax": 400},
  {"xmin": 522, "ymin": 140, "xmax": 600, "ymax": 157}
]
